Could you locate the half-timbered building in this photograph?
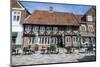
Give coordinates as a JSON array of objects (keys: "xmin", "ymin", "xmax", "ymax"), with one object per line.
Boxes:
[
  {"xmin": 23, "ymin": 7, "xmax": 81, "ymax": 48},
  {"xmin": 80, "ymin": 7, "xmax": 96, "ymax": 47}
]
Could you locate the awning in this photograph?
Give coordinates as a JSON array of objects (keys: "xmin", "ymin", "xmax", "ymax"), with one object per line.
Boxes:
[{"xmin": 12, "ymin": 32, "xmax": 17, "ymax": 37}]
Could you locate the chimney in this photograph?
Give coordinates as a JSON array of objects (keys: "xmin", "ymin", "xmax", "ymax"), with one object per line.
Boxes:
[{"xmin": 49, "ymin": 6, "xmax": 54, "ymax": 13}]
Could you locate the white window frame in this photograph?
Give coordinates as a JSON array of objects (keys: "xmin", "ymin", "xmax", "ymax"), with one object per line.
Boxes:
[
  {"xmin": 88, "ymin": 25, "xmax": 94, "ymax": 32},
  {"xmin": 12, "ymin": 11, "xmax": 21, "ymax": 25},
  {"xmin": 87, "ymin": 15, "xmax": 93, "ymax": 21},
  {"xmin": 24, "ymin": 25, "xmax": 32, "ymax": 34},
  {"xmin": 40, "ymin": 26, "xmax": 45, "ymax": 32},
  {"xmin": 80, "ymin": 25, "xmax": 86, "ymax": 32},
  {"xmin": 25, "ymin": 25, "xmax": 31, "ymax": 30},
  {"xmin": 66, "ymin": 37, "xmax": 71, "ymax": 43},
  {"xmin": 66, "ymin": 26, "xmax": 71, "ymax": 31},
  {"xmin": 53, "ymin": 27, "xmax": 58, "ymax": 31},
  {"xmin": 46, "ymin": 27, "xmax": 52, "ymax": 31},
  {"xmin": 73, "ymin": 36, "xmax": 77, "ymax": 42},
  {"xmin": 33, "ymin": 26, "xmax": 39, "ymax": 32}
]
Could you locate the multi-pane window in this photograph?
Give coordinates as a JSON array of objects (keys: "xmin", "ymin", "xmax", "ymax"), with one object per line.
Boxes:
[
  {"xmin": 46, "ymin": 27, "xmax": 52, "ymax": 31},
  {"xmin": 53, "ymin": 27, "xmax": 58, "ymax": 34},
  {"xmin": 12, "ymin": 11, "xmax": 21, "ymax": 23},
  {"xmin": 73, "ymin": 36, "xmax": 77, "ymax": 42},
  {"xmin": 25, "ymin": 25, "xmax": 32, "ymax": 33},
  {"xmin": 87, "ymin": 15, "xmax": 93, "ymax": 21},
  {"xmin": 88, "ymin": 25, "xmax": 94, "ymax": 32},
  {"xmin": 66, "ymin": 37, "xmax": 69, "ymax": 42},
  {"xmin": 65, "ymin": 36, "xmax": 72, "ymax": 46},
  {"xmin": 40, "ymin": 26, "xmax": 45, "ymax": 32},
  {"xmin": 39, "ymin": 36, "xmax": 51, "ymax": 45},
  {"xmin": 66, "ymin": 37, "xmax": 71, "ymax": 42},
  {"xmin": 32, "ymin": 26, "xmax": 39, "ymax": 32},
  {"xmin": 66, "ymin": 26, "xmax": 71, "ymax": 31},
  {"xmin": 53, "ymin": 27, "xmax": 58, "ymax": 31},
  {"xmin": 68, "ymin": 37, "xmax": 71, "ymax": 42},
  {"xmin": 25, "ymin": 25, "xmax": 31, "ymax": 30},
  {"xmin": 80, "ymin": 25, "xmax": 86, "ymax": 32},
  {"xmin": 31, "ymin": 36, "xmax": 58, "ymax": 45},
  {"xmin": 51, "ymin": 37, "xmax": 57, "ymax": 44}
]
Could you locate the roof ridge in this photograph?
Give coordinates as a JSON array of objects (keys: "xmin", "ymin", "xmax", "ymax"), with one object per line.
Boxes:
[{"xmin": 32, "ymin": 10, "xmax": 78, "ymax": 15}]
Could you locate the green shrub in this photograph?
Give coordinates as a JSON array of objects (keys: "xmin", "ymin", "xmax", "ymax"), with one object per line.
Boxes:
[
  {"xmin": 35, "ymin": 44, "xmax": 39, "ymax": 51},
  {"xmin": 51, "ymin": 45, "xmax": 56, "ymax": 51},
  {"xmin": 49, "ymin": 45, "xmax": 56, "ymax": 51}
]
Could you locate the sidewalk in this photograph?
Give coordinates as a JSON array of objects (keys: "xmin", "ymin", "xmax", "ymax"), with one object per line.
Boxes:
[{"xmin": 11, "ymin": 53, "xmax": 96, "ymax": 66}]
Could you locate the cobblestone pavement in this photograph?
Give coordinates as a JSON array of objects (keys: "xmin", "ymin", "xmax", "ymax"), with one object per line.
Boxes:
[{"xmin": 11, "ymin": 53, "xmax": 96, "ymax": 66}]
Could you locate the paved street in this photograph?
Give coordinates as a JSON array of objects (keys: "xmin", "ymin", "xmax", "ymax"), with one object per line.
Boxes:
[{"xmin": 11, "ymin": 53, "xmax": 96, "ymax": 66}]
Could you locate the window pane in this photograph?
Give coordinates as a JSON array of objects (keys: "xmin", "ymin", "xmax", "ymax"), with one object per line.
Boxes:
[
  {"xmin": 17, "ymin": 16, "xmax": 19, "ymax": 21},
  {"xmin": 80, "ymin": 25, "xmax": 86, "ymax": 31},
  {"xmin": 42, "ymin": 37, "xmax": 44, "ymax": 44},
  {"xmin": 13, "ymin": 16, "xmax": 16, "ymax": 21},
  {"xmin": 33, "ymin": 26, "xmax": 38, "ymax": 31},
  {"xmin": 12, "ymin": 11, "xmax": 21, "ymax": 22},
  {"xmin": 46, "ymin": 27, "xmax": 52, "ymax": 31},
  {"xmin": 40, "ymin": 26, "xmax": 45, "ymax": 31},
  {"xmin": 73, "ymin": 36, "xmax": 76, "ymax": 42},
  {"xmin": 53, "ymin": 27, "xmax": 58, "ymax": 31},
  {"xmin": 87, "ymin": 15, "xmax": 93, "ymax": 21}
]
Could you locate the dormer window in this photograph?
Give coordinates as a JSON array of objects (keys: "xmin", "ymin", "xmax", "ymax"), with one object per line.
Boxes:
[
  {"xmin": 49, "ymin": 6, "xmax": 54, "ymax": 13},
  {"xmin": 87, "ymin": 15, "xmax": 93, "ymax": 21}
]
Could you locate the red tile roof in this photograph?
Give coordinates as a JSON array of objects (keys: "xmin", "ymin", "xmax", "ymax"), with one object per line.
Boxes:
[{"xmin": 24, "ymin": 10, "xmax": 83, "ymax": 26}]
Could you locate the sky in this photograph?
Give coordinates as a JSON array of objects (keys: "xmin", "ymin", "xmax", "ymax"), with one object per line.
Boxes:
[{"xmin": 20, "ymin": 1, "xmax": 92, "ymax": 15}]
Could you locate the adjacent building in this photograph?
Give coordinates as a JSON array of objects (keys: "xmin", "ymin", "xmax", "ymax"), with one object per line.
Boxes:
[
  {"xmin": 80, "ymin": 7, "xmax": 96, "ymax": 47},
  {"xmin": 11, "ymin": 0, "xmax": 30, "ymax": 48}
]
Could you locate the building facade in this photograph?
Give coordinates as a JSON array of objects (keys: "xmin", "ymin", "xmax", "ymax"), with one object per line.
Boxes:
[
  {"xmin": 22, "ymin": 7, "xmax": 81, "ymax": 48},
  {"xmin": 80, "ymin": 7, "xmax": 96, "ymax": 48},
  {"xmin": 12, "ymin": 1, "xmax": 96, "ymax": 49},
  {"xmin": 11, "ymin": 0, "xmax": 30, "ymax": 48}
]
